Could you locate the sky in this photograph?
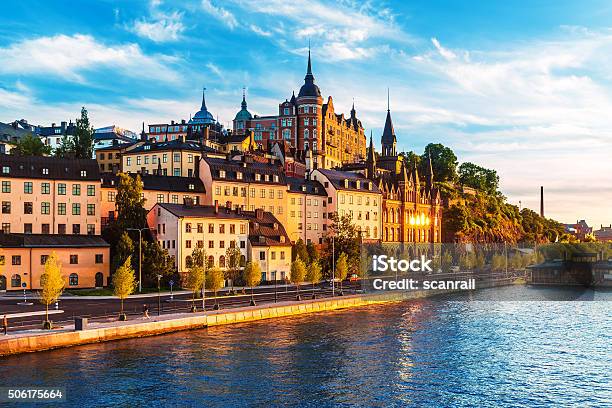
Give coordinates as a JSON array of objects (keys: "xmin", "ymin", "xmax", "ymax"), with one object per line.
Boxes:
[{"xmin": 0, "ymin": 0, "xmax": 611, "ymax": 229}]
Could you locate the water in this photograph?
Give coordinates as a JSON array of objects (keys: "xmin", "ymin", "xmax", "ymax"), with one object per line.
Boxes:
[{"xmin": 1, "ymin": 286, "xmax": 610, "ymax": 407}]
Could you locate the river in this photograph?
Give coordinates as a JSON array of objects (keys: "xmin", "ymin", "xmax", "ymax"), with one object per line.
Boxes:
[{"xmin": 1, "ymin": 285, "xmax": 610, "ymax": 407}]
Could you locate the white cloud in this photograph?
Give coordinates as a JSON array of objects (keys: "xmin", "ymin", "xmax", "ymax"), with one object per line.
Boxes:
[
  {"xmin": 201, "ymin": 0, "xmax": 237, "ymax": 29},
  {"xmin": 0, "ymin": 34, "xmax": 181, "ymax": 83},
  {"xmin": 250, "ymin": 25, "xmax": 272, "ymax": 37},
  {"xmin": 131, "ymin": 11, "xmax": 185, "ymax": 42},
  {"xmin": 206, "ymin": 62, "xmax": 224, "ymax": 79}
]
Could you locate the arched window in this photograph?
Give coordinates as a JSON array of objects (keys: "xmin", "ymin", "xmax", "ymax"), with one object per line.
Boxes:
[
  {"xmin": 390, "ymin": 229, "xmax": 394, "ymax": 241},
  {"xmin": 69, "ymin": 273, "xmax": 79, "ymax": 286},
  {"xmin": 385, "ymin": 227, "xmax": 389, "ymax": 241},
  {"xmin": 185, "ymin": 255, "xmax": 193, "ymax": 268},
  {"xmin": 11, "ymin": 274, "xmax": 21, "ymax": 288},
  {"xmin": 219, "ymin": 255, "xmax": 226, "ymax": 268},
  {"xmin": 207, "ymin": 255, "xmax": 214, "ymax": 268},
  {"xmin": 240, "ymin": 255, "xmax": 246, "ymax": 267},
  {"xmin": 95, "ymin": 272, "xmax": 104, "ymax": 287},
  {"xmin": 304, "ymin": 129, "xmax": 309, "ymax": 139}
]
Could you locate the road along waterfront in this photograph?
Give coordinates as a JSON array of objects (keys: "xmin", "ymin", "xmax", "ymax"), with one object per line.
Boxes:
[{"xmin": 0, "ymin": 285, "xmax": 609, "ymax": 407}]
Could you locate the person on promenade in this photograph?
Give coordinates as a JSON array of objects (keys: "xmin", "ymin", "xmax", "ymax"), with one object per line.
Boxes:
[
  {"xmin": 2, "ymin": 315, "xmax": 8, "ymax": 335},
  {"xmin": 143, "ymin": 304, "xmax": 150, "ymax": 319}
]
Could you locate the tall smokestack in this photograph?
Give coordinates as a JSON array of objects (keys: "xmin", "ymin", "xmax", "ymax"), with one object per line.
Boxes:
[{"xmin": 540, "ymin": 186, "xmax": 544, "ymax": 218}]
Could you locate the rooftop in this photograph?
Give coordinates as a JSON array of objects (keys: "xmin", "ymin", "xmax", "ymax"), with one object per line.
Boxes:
[
  {"xmin": 0, "ymin": 154, "xmax": 100, "ymax": 181},
  {"xmin": 203, "ymin": 157, "xmax": 286, "ymax": 184},
  {"xmin": 315, "ymin": 168, "xmax": 380, "ymax": 193},
  {"xmin": 127, "ymin": 139, "xmax": 216, "ymax": 154},
  {"xmin": 286, "ymin": 177, "xmax": 327, "ymax": 196},
  {"xmin": 0, "ymin": 233, "xmax": 109, "ymax": 248},
  {"xmin": 102, "ymin": 173, "xmax": 205, "ymax": 193}
]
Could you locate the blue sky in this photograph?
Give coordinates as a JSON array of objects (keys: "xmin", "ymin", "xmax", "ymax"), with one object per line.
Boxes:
[{"xmin": 1, "ymin": 0, "xmax": 611, "ymax": 229}]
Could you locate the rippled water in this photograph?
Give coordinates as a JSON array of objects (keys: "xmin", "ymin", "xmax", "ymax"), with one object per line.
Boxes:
[{"xmin": 1, "ymin": 286, "xmax": 611, "ymax": 407}]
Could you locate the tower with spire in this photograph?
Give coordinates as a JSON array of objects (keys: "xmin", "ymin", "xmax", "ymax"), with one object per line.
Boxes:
[
  {"xmin": 233, "ymin": 86, "xmax": 253, "ymax": 135},
  {"xmin": 381, "ymin": 89, "xmax": 397, "ymax": 157}
]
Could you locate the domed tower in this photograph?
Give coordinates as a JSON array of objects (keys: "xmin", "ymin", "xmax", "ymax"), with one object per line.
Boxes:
[
  {"xmin": 188, "ymin": 87, "xmax": 221, "ymax": 140},
  {"xmin": 296, "ymin": 47, "xmax": 323, "ymax": 169},
  {"xmin": 233, "ymin": 87, "xmax": 252, "ymax": 135}
]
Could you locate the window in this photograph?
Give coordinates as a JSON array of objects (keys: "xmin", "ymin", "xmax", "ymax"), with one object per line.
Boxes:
[
  {"xmin": 24, "ymin": 223, "xmax": 32, "ymax": 233},
  {"xmin": 2, "ymin": 181, "xmax": 10, "ymax": 193},
  {"xmin": 11, "ymin": 274, "xmax": 21, "ymax": 288},
  {"xmin": 11, "ymin": 255, "xmax": 21, "ymax": 266},
  {"xmin": 95, "ymin": 254, "xmax": 103, "ymax": 264},
  {"xmin": 185, "ymin": 240, "xmax": 192, "ymax": 249},
  {"xmin": 163, "ymin": 153, "xmax": 168, "ymax": 163},
  {"xmin": 157, "ymin": 194, "xmax": 164, "ymax": 203},
  {"xmin": 197, "ymin": 223, "xmax": 204, "ymax": 234},
  {"xmin": 69, "ymin": 273, "xmax": 79, "ymax": 286},
  {"xmin": 240, "ymin": 224, "xmax": 246, "ymax": 234},
  {"xmin": 185, "ymin": 223, "xmax": 192, "ymax": 233},
  {"xmin": 271, "ymin": 252, "xmax": 276, "ymax": 260},
  {"xmin": 127, "ymin": 157, "xmax": 132, "ymax": 166},
  {"xmin": 85, "ymin": 204, "xmax": 95, "ymax": 216},
  {"xmin": 219, "ymin": 224, "xmax": 225, "ymax": 234},
  {"xmin": 87, "ymin": 185, "xmax": 95, "ymax": 196},
  {"xmin": 230, "ymin": 224, "xmax": 235, "ymax": 234},
  {"xmin": 24, "ymin": 182, "xmax": 33, "ymax": 194},
  {"xmin": 80, "ymin": 170, "xmax": 87, "ymax": 177},
  {"xmin": 137, "ymin": 156, "xmax": 142, "ymax": 165},
  {"xmin": 1, "ymin": 166, "xmax": 9, "ymax": 174},
  {"xmin": 72, "ymin": 224, "xmax": 80, "ymax": 234},
  {"xmin": 208, "ymin": 240, "xmax": 214, "ymax": 249},
  {"xmin": 41, "ymin": 224, "xmax": 50, "ymax": 234},
  {"xmin": 72, "ymin": 184, "xmax": 81, "ymax": 196},
  {"xmin": 72, "ymin": 203, "xmax": 81, "ymax": 215},
  {"xmin": 87, "ymin": 224, "xmax": 95, "ymax": 235},
  {"xmin": 24, "ymin": 202, "xmax": 33, "ymax": 214},
  {"xmin": 259, "ymin": 251, "xmax": 266, "ymax": 260},
  {"xmin": 174, "ymin": 168, "xmax": 181, "ymax": 176},
  {"xmin": 1, "ymin": 201, "xmax": 10, "ymax": 214},
  {"xmin": 108, "ymin": 191, "xmax": 116, "ymax": 202},
  {"xmin": 58, "ymin": 203, "xmax": 66, "ymax": 215},
  {"xmin": 173, "ymin": 153, "xmax": 180, "ymax": 162},
  {"xmin": 41, "ymin": 202, "xmax": 50, "ymax": 215},
  {"xmin": 280, "ymin": 251, "xmax": 285, "ymax": 260},
  {"xmin": 41, "ymin": 182, "xmax": 50, "ymax": 194}
]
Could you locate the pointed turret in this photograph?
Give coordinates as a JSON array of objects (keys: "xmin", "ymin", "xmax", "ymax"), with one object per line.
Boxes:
[
  {"xmin": 425, "ymin": 152, "xmax": 435, "ymax": 191},
  {"xmin": 200, "ymin": 87, "xmax": 207, "ymax": 111},
  {"xmin": 366, "ymin": 131, "xmax": 377, "ymax": 179},
  {"xmin": 241, "ymin": 87, "xmax": 247, "ymax": 110},
  {"xmin": 381, "ymin": 89, "xmax": 396, "ymax": 156},
  {"xmin": 298, "ymin": 46, "xmax": 321, "ymax": 98}
]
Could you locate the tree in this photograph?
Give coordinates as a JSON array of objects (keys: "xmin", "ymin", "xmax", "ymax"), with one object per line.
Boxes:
[
  {"xmin": 290, "ymin": 257, "xmax": 306, "ymax": 300},
  {"xmin": 115, "ymin": 173, "xmax": 147, "ymax": 230},
  {"xmin": 420, "ymin": 143, "xmax": 458, "ymax": 182},
  {"xmin": 335, "ymin": 252, "xmax": 349, "ymax": 295},
  {"xmin": 10, "ymin": 133, "xmax": 51, "ymax": 156},
  {"xmin": 206, "ymin": 266, "xmax": 225, "ymax": 310},
  {"xmin": 306, "ymin": 261, "xmax": 322, "ymax": 299},
  {"xmin": 141, "ymin": 240, "xmax": 174, "ymax": 287},
  {"xmin": 112, "ymin": 232, "xmax": 134, "ymax": 272},
  {"xmin": 491, "ymin": 253, "xmax": 506, "ymax": 271},
  {"xmin": 458, "ymin": 162, "xmax": 499, "ymax": 194},
  {"xmin": 242, "ymin": 261, "xmax": 261, "ymax": 306},
  {"xmin": 39, "ymin": 252, "xmax": 65, "ymax": 329},
  {"xmin": 293, "ymin": 238, "xmax": 309, "ymax": 264},
  {"xmin": 185, "ymin": 262, "xmax": 205, "ymax": 312},
  {"xmin": 306, "ymin": 241, "xmax": 319, "ymax": 265},
  {"xmin": 54, "ymin": 133, "xmax": 73, "ymax": 158},
  {"xmin": 324, "ymin": 213, "xmax": 360, "ymax": 279},
  {"xmin": 225, "ymin": 243, "xmax": 241, "ymax": 293},
  {"xmin": 73, "ymin": 106, "xmax": 95, "ymax": 159},
  {"xmin": 113, "ymin": 257, "xmax": 137, "ymax": 320}
]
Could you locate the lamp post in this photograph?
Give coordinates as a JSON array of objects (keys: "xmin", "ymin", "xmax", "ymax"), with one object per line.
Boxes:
[
  {"xmin": 126, "ymin": 227, "xmax": 149, "ymax": 293},
  {"xmin": 157, "ymin": 274, "xmax": 162, "ymax": 316},
  {"xmin": 331, "ymin": 234, "xmax": 335, "ymax": 297}
]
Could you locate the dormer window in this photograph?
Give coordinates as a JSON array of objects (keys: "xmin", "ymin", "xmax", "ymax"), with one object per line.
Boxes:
[
  {"xmin": 255, "ymin": 174, "xmax": 261, "ymax": 181},
  {"xmin": 80, "ymin": 170, "xmax": 87, "ymax": 177},
  {"xmin": 144, "ymin": 145, "xmax": 151, "ymax": 150},
  {"xmin": 1, "ymin": 166, "xmax": 9, "ymax": 174},
  {"xmin": 356, "ymin": 180, "xmax": 361, "ymax": 189},
  {"xmin": 280, "ymin": 236, "xmax": 285, "ymax": 243},
  {"xmin": 264, "ymin": 174, "xmax": 269, "ymax": 182},
  {"xmin": 188, "ymin": 184, "xmax": 194, "ymax": 190},
  {"xmin": 344, "ymin": 179, "xmax": 349, "ymax": 188},
  {"xmin": 368, "ymin": 182, "xmax": 372, "ymax": 190},
  {"xmin": 274, "ymin": 175, "xmax": 279, "ymax": 182},
  {"xmin": 42, "ymin": 168, "xmax": 49, "ymax": 175},
  {"xmin": 237, "ymin": 172, "xmax": 243, "ymax": 180},
  {"xmin": 219, "ymin": 170, "xmax": 226, "ymax": 178}
]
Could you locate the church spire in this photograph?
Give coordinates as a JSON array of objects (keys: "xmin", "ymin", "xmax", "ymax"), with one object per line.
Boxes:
[
  {"xmin": 381, "ymin": 89, "xmax": 396, "ymax": 157},
  {"xmin": 200, "ymin": 87, "xmax": 207, "ymax": 111},
  {"xmin": 241, "ymin": 86, "xmax": 247, "ymax": 110},
  {"xmin": 307, "ymin": 40, "xmax": 312, "ymax": 76},
  {"xmin": 366, "ymin": 130, "xmax": 377, "ymax": 180},
  {"xmin": 426, "ymin": 152, "xmax": 435, "ymax": 190}
]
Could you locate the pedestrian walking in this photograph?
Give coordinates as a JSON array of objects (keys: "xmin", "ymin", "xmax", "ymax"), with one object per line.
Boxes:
[
  {"xmin": 143, "ymin": 304, "xmax": 150, "ymax": 319},
  {"xmin": 2, "ymin": 314, "xmax": 8, "ymax": 335}
]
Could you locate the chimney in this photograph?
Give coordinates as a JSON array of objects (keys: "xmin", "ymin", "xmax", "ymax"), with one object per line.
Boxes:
[
  {"xmin": 180, "ymin": 134, "xmax": 186, "ymax": 143},
  {"xmin": 61, "ymin": 121, "xmax": 67, "ymax": 131},
  {"xmin": 171, "ymin": 120, "xmax": 175, "ymax": 125},
  {"xmin": 51, "ymin": 123, "xmax": 56, "ymax": 128},
  {"xmin": 255, "ymin": 208, "xmax": 264, "ymax": 220},
  {"xmin": 540, "ymin": 186, "xmax": 544, "ymax": 218},
  {"xmin": 214, "ymin": 200, "xmax": 219, "ymax": 214}
]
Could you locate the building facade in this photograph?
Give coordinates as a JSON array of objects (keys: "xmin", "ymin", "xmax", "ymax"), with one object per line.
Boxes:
[
  {"xmin": 0, "ymin": 234, "xmax": 110, "ymax": 291},
  {"xmin": 286, "ymin": 177, "xmax": 328, "ymax": 245},
  {"xmin": 0, "ymin": 155, "xmax": 101, "ymax": 235}
]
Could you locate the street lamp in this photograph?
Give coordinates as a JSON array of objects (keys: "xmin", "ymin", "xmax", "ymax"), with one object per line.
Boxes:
[
  {"xmin": 126, "ymin": 227, "xmax": 149, "ymax": 293},
  {"xmin": 157, "ymin": 274, "xmax": 162, "ymax": 316}
]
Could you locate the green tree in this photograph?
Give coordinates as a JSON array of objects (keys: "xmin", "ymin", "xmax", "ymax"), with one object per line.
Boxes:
[
  {"xmin": 306, "ymin": 261, "xmax": 322, "ymax": 299},
  {"xmin": 458, "ymin": 162, "xmax": 499, "ymax": 194},
  {"xmin": 206, "ymin": 266, "xmax": 224, "ymax": 309},
  {"xmin": 73, "ymin": 106, "xmax": 95, "ymax": 159},
  {"xmin": 225, "ymin": 243, "xmax": 241, "ymax": 293},
  {"xmin": 335, "ymin": 252, "xmax": 349, "ymax": 294},
  {"xmin": 290, "ymin": 257, "xmax": 307, "ymax": 300},
  {"xmin": 306, "ymin": 241, "xmax": 320, "ymax": 264},
  {"xmin": 420, "ymin": 143, "xmax": 458, "ymax": 182},
  {"xmin": 293, "ymin": 238, "xmax": 309, "ymax": 264},
  {"xmin": 39, "ymin": 252, "xmax": 65, "ymax": 329},
  {"xmin": 112, "ymin": 231, "xmax": 134, "ymax": 272},
  {"xmin": 324, "ymin": 213, "xmax": 360, "ymax": 278},
  {"xmin": 113, "ymin": 257, "xmax": 137, "ymax": 320},
  {"xmin": 10, "ymin": 133, "xmax": 51, "ymax": 156},
  {"xmin": 185, "ymin": 260, "xmax": 206, "ymax": 312},
  {"xmin": 116, "ymin": 173, "xmax": 147, "ymax": 230},
  {"xmin": 54, "ymin": 133, "xmax": 73, "ymax": 158},
  {"xmin": 242, "ymin": 261, "xmax": 261, "ymax": 305},
  {"xmin": 141, "ymin": 240, "xmax": 174, "ymax": 286}
]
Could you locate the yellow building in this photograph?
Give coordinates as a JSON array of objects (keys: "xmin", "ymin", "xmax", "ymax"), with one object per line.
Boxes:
[
  {"xmin": 122, "ymin": 138, "xmax": 222, "ymax": 177},
  {"xmin": 286, "ymin": 177, "xmax": 328, "ymax": 245},
  {"xmin": 95, "ymin": 141, "xmax": 143, "ymax": 173},
  {"xmin": 199, "ymin": 155, "xmax": 289, "ymax": 228}
]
